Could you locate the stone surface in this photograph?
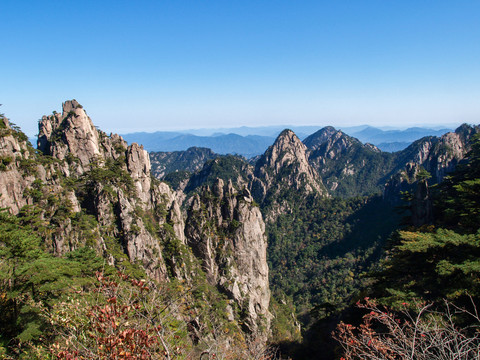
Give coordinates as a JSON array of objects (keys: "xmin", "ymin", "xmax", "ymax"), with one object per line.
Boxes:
[
  {"xmin": 384, "ymin": 124, "xmax": 480, "ymax": 202},
  {"xmin": 253, "ymin": 129, "xmax": 327, "ymax": 203},
  {"xmin": 185, "ymin": 179, "xmax": 271, "ymax": 336}
]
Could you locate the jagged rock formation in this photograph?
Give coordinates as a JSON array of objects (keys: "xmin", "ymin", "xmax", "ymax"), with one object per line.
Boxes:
[
  {"xmin": 35, "ymin": 101, "xmax": 193, "ymax": 281},
  {"xmin": 0, "ymin": 116, "xmax": 37, "ymax": 213},
  {"xmin": 185, "ymin": 179, "xmax": 271, "ymax": 335},
  {"xmin": 1, "ymin": 100, "xmax": 274, "ymax": 341},
  {"xmin": 0, "ymin": 100, "xmax": 192, "ymax": 282},
  {"xmin": 38, "ymin": 100, "xmax": 126, "ymax": 175},
  {"xmin": 384, "ymin": 124, "xmax": 480, "ymax": 202},
  {"xmin": 252, "ymin": 129, "xmax": 327, "ymax": 205}
]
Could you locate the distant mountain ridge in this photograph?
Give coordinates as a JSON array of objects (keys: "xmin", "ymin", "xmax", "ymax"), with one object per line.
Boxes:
[
  {"xmin": 150, "ymin": 124, "xmax": 479, "ymax": 199},
  {"xmin": 125, "ymin": 132, "xmax": 275, "ymax": 158},
  {"xmin": 352, "ymin": 126, "xmax": 454, "ymax": 151},
  {"xmin": 123, "ymin": 125, "xmax": 455, "ymax": 157}
]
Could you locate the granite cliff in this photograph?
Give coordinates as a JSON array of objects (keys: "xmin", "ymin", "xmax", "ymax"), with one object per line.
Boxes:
[
  {"xmin": 384, "ymin": 124, "xmax": 480, "ymax": 202},
  {"xmin": 252, "ymin": 129, "xmax": 327, "ymax": 213},
  {"xmin": 0, "ymin": 100, "xmax": 272, "ymax": 340},
  {"xmin": 185, "ymin": 179, "xmax": 271, "ymax": 334}
]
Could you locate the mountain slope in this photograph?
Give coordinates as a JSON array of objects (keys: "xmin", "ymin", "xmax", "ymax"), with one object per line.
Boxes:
[
  {"xmin": 385, "ymin": 124, "xmax": 480, "ymax": 201},
  {"xmin": 304, "ymin": 126, "xmax": 396, "ymax": 197},
  {"xmin": 149, "ymin": 146, "xmax": 218, "ymax": 179}
]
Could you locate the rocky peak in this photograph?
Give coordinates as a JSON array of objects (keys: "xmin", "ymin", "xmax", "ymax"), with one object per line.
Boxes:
[
  {"xmin": 304, "ymin": 126, "xmax": 363, "ymax": 158},
  {"xmin": 384, "ymin": 124, "xmax": 480, "ymax": 202},
  {"xmin": 303, "ymin": 126, "xmax": 343, "ymax": 150},
  {"xmin": 37, "ymin": 100, "xmax": 129, "ymax": 175},
  {"xmin": 305, "ymin": 126, "xmax": 396, "ymax": 197},
  {"xmin": 126, "ymin": 143, "xmax": 152, "ymax": 205},
  {"xmin": 253, "ymin": 129, "xmax": 327, "ymax": 201},
  {"xmin": 30, "ymin": 100, "xmax": 191, "ymax": 281},
  {"xmin": 38, "ymin": 100, "xmax": 101, "ymax": 168},
  {"xmin": 261, "ymin": 129, "xmax": 308, "ymax": 171}
]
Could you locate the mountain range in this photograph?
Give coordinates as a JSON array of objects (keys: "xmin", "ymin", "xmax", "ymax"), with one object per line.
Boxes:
[
  {"xmin": 0, "ymin": 100, "xmax": 478, "ymax": 359},
  {"xmin": 121, "ymin": 125, "xmax": 454, "ymax": 157}
]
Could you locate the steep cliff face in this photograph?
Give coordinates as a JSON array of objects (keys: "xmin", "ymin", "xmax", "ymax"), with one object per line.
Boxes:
[
  {"xmin": 185, "ymin": 179, "xmax": 271, "ymax": 336},
  {"xmin": 38, "ymin": 100, "xmax": 108, "ymax": 174},
  {"xmin": 0, "ymin": 116, "xmax": 36, "ymax": 213},
  {"xmin": 253, "ymin": 129, "xmax": 327, "ymax": 204},
  {"xmin": 2, "ymin": 100, "xmax": 275, "ymax": 345},
  {"xmin": 2, "ymin": 100, "xmax": 192, "ymax": 282}
]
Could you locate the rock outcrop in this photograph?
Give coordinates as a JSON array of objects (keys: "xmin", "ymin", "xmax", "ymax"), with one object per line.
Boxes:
[
  {"xmin": 1, "ymin": 100, "xmax": 275, "ymax": 343},
  {"xmin": 1, "ymin": 100, "xmax": 191, "ymax": 282},
  {"xmin": 384, "ymin": 124, "xmax": 480, "ymax": 202},
  {"xmin": 253, "ymin": 129, "xmax": 327, "ymax": 203},
  {"xmin": 0, "ymin": 116, "xmax": 36, "ymax": 213},
  {"xmin": 304, "ymin": 126, "xmax": 394, "ymax": 197},
  {"xmin": 185, "ymin": 179, "xmax": 271, "ymax": 336}
]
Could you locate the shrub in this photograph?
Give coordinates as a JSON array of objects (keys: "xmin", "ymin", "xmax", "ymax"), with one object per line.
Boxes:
[{"xmin": 334, "ymin": 298, "xmax": 480, "ymax": 359}]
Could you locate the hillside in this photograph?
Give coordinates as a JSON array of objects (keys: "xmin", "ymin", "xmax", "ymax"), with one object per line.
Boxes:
[{"xmin": 149, "ymin": 147, "xmax": 218, "ymax": 179}]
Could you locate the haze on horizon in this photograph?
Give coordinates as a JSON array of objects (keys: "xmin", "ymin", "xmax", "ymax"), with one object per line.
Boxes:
[{"xmin": 2, "ymin": 1, "xmax": 480, "ymax": 137}]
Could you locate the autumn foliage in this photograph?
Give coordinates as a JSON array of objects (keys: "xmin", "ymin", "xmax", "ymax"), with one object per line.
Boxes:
[
  {"xmin": 334, "ymin": 298, "xmax": 480, "ymax": 360},
  {"xmin": 50, "ymin": 271, "xmax": 187, "ymax": 359}
]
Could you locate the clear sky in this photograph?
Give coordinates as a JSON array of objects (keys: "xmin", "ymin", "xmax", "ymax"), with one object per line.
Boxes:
[{"xmin": 1, "ymin": 1, "xmax": 480, "ymax": 136}]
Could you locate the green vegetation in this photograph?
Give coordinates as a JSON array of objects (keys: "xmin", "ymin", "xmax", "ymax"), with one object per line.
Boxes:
[
  {"xmin": 370, "ymin": 135, "xmax": 480, "ymax": 310},
  {"xmin": 162, "ymin": 170, "xmax": 191, "ymax": 190},
  {"xmin": 0, "ymin": 210, "xmax": 248, "ymax": 358},
  {"xmin": 185, "ymin": 155, "xmax": 251, "ymax": 193},
  {"xmin": 311, "ymin": 142, "xmax": 397, "ymax": 197},
  {"xmin": 266, "ymin": 195, "xmax": 399, "ymax": 323},
  {"xmin": 0, "ymin": 210, "xmax": 104, "ymax": 357}
]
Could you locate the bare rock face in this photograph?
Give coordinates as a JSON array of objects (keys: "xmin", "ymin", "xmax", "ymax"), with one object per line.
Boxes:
[
  {"xmin": 185, "ymin": 178, "xmax": 271, "ymax": 336},
  {"xmin": 0, "ymin": 116, "xmax": 35, "ymax": 213},
  {"xmin": 34, "ymin": 100, "xmax": 186, "ymax": 281},
  {"xmin": 126, "ymin": 143, "xmax": 152, "ymax": 205},
  {"xmin": 115, "ymin": 191, "xmax": 169, "ymax": 281},
  {"xmin": 384, "ymin": 124, "xmax": 480, "ymax": 202},
  {"xmin": 253, "ymin": 129, "xmax": 327, "ymax": 203},
  {"xmin": 38, "ymin": 100, "xmax": 101, "ymax": 172},
  {"xmin": 38, "ymin": 100, "xmax": 129, "ymax": 175}
]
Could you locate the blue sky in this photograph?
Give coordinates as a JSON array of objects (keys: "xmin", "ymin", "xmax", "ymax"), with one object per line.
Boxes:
[{"xmin": 1, "ymin": 1, "xmax": 480, "ymax": 136}]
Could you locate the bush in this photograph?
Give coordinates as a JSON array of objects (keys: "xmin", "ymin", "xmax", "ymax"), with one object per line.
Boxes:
[{"xmin": 334, "ymin": 298, "xmax": 480, "ymax": 359}]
